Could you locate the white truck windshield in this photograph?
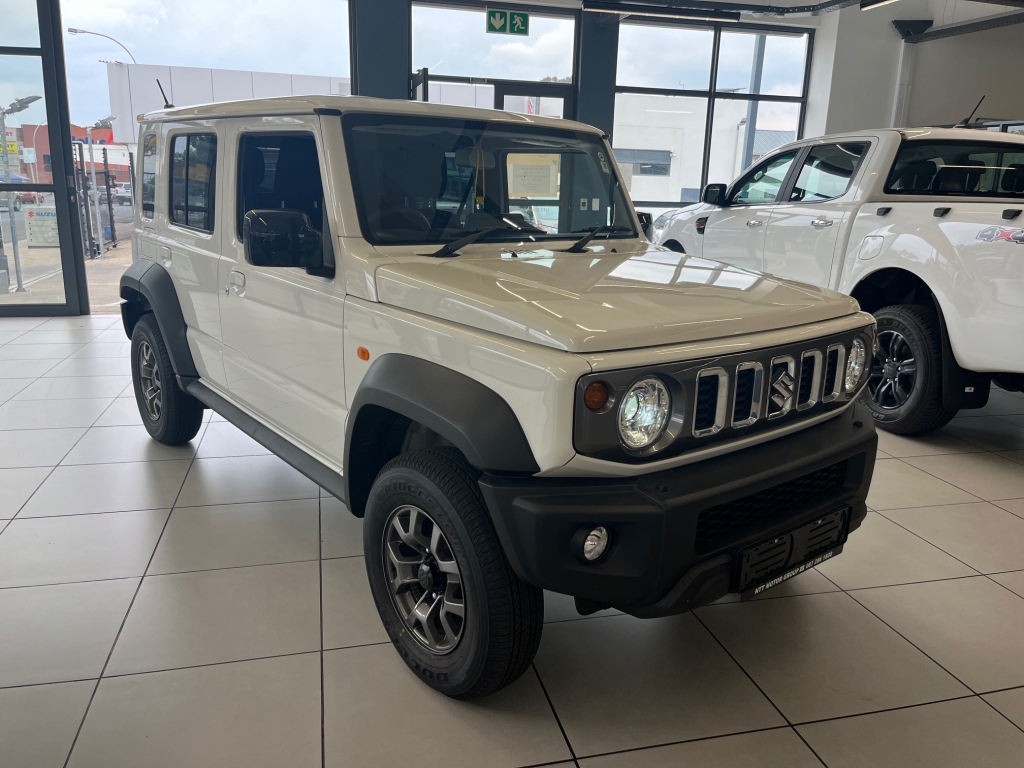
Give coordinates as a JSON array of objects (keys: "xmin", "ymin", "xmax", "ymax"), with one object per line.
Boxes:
[
  {"xmin": 885, "ymin": 140, "xmax": 1024, "ymax": 198},
  {"xmin": 342, "ymin": 113, "xmax": 636, "ymax": 245}
]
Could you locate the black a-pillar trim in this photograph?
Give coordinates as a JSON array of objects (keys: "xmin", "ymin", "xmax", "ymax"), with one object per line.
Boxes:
[{"xmin": 349, "ymin": 0, "xmax": 412, "ymax": 100}]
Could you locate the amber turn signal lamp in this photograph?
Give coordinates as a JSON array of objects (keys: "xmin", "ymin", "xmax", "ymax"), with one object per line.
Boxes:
[
  {"xmin": 584, "ymin": 381, "xmax": 610, "ymax": 411},
  {"xmin": 356, "ymin": 347, "xmax": 370, "ymax": 361}
]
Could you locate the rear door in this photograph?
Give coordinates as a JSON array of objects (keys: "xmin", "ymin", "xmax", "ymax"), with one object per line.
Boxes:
[
  {"xmin": 763, "ymin": 142, "xmax": 870, "ymax": 287},
  {"xmin": 702, "ymin": 150, "xmax": 799, "ymax": 273},
  {"xmin": 218, "ymin": 117, "xmax": 348, "ymax": 465}
]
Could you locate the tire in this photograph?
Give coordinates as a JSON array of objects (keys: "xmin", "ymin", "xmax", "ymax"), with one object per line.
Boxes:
[
  {"xmin": 863, "ymin": 304, "xmax": 957, "ymax": 435},
  {"xmin": 130, "ymin": 314, "xmax": 204, "ymax": 445},
  {"xmin": 663, "ymin": 239, "xmax": 685, "ymax": 253},
  {"xmin": 363, "ymin": 449, "xmax": 543, "ymax": 699}
]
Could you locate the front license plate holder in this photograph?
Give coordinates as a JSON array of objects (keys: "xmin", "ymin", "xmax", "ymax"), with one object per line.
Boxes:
[{"xmin": 737, "ymin": 507, "xmax": 849, "ymax": 601}]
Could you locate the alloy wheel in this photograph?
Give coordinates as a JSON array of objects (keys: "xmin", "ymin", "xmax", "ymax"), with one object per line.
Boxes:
[
  {"xmin": 868, "ymin": 330, "xmax": 918, "ymax": 410},
  {"xmin": 137, "ymin": 339, "xmax": 162, "ymax": 421},
  {"xmin": 383, "ymin": 504, "xmax": 466, "ymax": 654}
]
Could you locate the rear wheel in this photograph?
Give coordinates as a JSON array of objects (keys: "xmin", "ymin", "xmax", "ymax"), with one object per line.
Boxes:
[
  {"xmin": 363, "ymin": 449, "xmax": 543, "ymax": 699},
  {"xmin": 131, "ymin": 314, "xmax": 204, "ymax": 445},
  {"xmin": 864, "ymin": 304, "xmax": 957, "ymax": 434}
]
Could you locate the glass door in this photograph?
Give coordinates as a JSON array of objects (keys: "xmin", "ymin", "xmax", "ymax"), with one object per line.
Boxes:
[{"xmin": 494, "ymin": 82, "xmax": 573, "ymax": 120}]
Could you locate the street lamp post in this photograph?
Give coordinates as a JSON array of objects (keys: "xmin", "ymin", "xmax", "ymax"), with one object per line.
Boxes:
[
  {"xmin": 86, "ymin": 126, "xmax": 105, "ymax": 259},
  {"xmin": 0, "ymin": 95, "xmax": 42, "ymax": 293},
  {"xmin": 66, "ymin": 28, "xmax": 137, "ymax": 64}
]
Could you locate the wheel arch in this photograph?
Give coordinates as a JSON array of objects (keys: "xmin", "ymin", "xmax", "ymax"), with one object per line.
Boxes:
[
  {"xmin": 344, "ymin": 354, "xmax": 540, "ymax": 518},
  {"xmin": 119, "ymin": 259, "xmax": 199, "ymax": 384}
]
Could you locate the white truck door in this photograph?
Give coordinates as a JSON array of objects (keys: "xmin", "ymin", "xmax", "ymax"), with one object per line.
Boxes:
[
  {"xmin": 763, "ymin": 142, "xmax": 869, "ymax": 286},
  {"xmin": 218, "ymin": 118, "xmax": 348, "ymax": 465},
  {"xmin": 702, "ymin": 150, "xmax": 799, "ymax": 273}
]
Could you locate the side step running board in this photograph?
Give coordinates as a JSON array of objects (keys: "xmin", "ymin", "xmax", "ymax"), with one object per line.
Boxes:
[{"xmin": 187, "ymin": 380, "xmax": 347, "ymax": 505}]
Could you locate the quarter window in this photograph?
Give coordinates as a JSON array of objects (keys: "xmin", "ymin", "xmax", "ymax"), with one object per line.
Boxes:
[
  {"xmin": 885, "ymin": 141, "xmax": 1024, "ymax": 198},
  {"xmin": 140, "ymin": 133, "xmax": 157, "ymax": 218},
  {"xmin": 790, "ymin": 143, "xmax": 868, "ymax": 203},
  {"xmin": 169, "ymin": 133, "xmax": 217, "ymax": 231},
  {"xmin": 731, "ymin": 151, "xmax": 797, "ymax": 205}
]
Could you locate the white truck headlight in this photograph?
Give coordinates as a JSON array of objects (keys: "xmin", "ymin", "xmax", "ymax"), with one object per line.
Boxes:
[
  {"xmin": 618, "ymin": 378, "xmax": 671, "ymax": 449},
  {"xmin": 845, "ymin": 338, "xmax": 866, "ymax": 393}
]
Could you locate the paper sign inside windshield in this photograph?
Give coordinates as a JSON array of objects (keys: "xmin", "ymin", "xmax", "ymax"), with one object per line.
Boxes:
[{"xmin": 509, "ymin": 154, "xmax": 559, "ymax": 198}]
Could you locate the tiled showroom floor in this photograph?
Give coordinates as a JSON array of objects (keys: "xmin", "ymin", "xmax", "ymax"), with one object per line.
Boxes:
[{"xmin": 3, "ymin": 314, "xmax": 1024, "ymax": 768}]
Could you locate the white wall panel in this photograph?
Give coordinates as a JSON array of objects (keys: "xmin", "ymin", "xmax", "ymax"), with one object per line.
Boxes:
[
  {"xmin": 252, "ymin": 72, "xmax": 293, "ymax": 99},
  {"xmin": 291, "ymin": 75, "xmax": 332, "ymax": 96},
  {"xmin": 169, "ymin": 66, "xmax": 214, "ymax": 109},
  {"xmin": 211, "ymin": 68, "xmax": 254, "ymax": 102}
]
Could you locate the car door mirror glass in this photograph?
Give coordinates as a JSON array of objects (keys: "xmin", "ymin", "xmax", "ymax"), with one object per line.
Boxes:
[
  {"xmin": 243, "ymin": 209, "xmax": 323, "ymax": 269},
  {"xmin": 636, "ymin": 210, "xmax": 653, "ymax": 238},
  {"xmin": 702, "ymin": 183, "xmax": 728, "ymax": 206}
]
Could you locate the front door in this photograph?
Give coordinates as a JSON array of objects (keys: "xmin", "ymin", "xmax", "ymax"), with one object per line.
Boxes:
[
  {"xmin": 763, "ymin": 142, "xmax": 869, "ymax": 286},
  {"xmin": 702, "ymin": 150, "xmax": 799, "ymax": 273},
  {"xmin": 217, "ymin": 117, "xmax": 348, "ymax": 466}
]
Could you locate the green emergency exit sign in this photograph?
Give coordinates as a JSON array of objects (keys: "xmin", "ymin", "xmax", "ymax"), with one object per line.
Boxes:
[{"xmin": 486, "ymin": 9, "xmax": 529, "ymax": 36}]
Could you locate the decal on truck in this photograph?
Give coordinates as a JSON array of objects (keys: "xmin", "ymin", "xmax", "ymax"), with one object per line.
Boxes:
[{"xmin": 977, "ymin": 226, "xmax": 1024, "ymax": 244}]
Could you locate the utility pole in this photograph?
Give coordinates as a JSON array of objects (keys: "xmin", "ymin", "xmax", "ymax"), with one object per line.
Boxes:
[{"xmin": 86, "ymin": 127, "xmax": 105, "ymax": 259}]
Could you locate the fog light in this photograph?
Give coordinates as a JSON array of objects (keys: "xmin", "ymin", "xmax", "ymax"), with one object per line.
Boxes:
[{"xmin": 583, "ymin": 526, "xmax": 610, "ymax": 561}]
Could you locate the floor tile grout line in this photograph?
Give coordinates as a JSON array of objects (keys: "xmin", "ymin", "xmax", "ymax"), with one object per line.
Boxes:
[
  {"xmin": 60, "ymin": 448, "xmax": 197, "ymax": 768},
  {"xmin": 789, "ymin": 692, "xmax": 979, "ymax": 728},
  {"xmin": 0, "ymin": 676, "xmax": 100, "ymax": 692},
  {"xmin": 1, "ymin": 493, "xmax": 321, "ymax": 521},
  {"xmin": 980, "ymin": 693, "xmax": 1024, "ymax": 737},
  {"xmin": 101, "ymin": 648, "xmax": 325, "ymax": 681},
  {"xmin": 318, "ymin": 493, "xmax": 326, "ymax": 768},
  {"xmin": 691, "ymin": 611, "xmax": 794, "ymax": 727},
  {"xmin": 872, "ymin": 509, "xmax": 987, "ymax": 575},
  {"xmin": 565, "ymin": 724, "xmax": 795, "ymax": 764},
  {"xmin": 895, "ymin": 451, "xmax": 1024, "ymax": 504},
  {"xmin": 530, "ymin": 664, "xmax": 581, "ymax": 767}
]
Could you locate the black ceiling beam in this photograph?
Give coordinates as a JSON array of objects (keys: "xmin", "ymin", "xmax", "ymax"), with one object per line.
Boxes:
[
  {"xmin": 581, "ymin": 0, "xmax": 860, "ymax": 17},
  {"xmin": 902, "ymin": 9, "xmax": 1024, "ymax": 42}
]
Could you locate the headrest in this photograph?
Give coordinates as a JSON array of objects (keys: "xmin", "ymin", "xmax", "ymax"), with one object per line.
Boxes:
[
  {"xmin": 896, "ymin": 160, "xmax": 936, "ymax": 192},
  {"xmin": 1001, "ymin": 163, "xmax": 1024, "ymax": 194}
]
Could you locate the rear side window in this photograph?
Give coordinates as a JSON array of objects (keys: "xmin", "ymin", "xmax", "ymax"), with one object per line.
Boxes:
[
  {"xmin": 237, "ymin": 133, "xmax": 324, "ymax": 236},
  {"xmin": 790, "ymin": 143, "xmax": 868, "ymax": 203},
  {"xmin": 140, "ymin": 133, "xmax": 157, "ymax": 218},
  {"xmin": 731, "ymin": 151, "xmax": 798, "ymax": 205},
  {"xmin": 169, "ymin": 133, "xmax": 217, "ymax": 231},
  {"xmin": 885, "ymin": 141, "xmax": 1024, "ymax": 198}
]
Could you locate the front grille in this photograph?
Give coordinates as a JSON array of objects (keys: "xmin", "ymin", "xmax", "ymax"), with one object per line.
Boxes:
[
  {"xmin": 798, "ymin": 355, "xmax": 816, "ymax": 406},
  {"xmin": 823, "ymin": 348, "xmax": 840, "ymax": 398},
  {"xmin": 694, "ymin": 375, "xmax": 720, "ymax": 432},
  {"xmin": 732, "ymin": 366, "xmax": 757, "ymax": 423},
  {"xmin": 694, "ymin": 459, "xmax": 849, "ymax": 555}
]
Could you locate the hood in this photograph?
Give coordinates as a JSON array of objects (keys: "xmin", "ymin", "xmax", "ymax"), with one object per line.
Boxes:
[{"xmin": 374, "ymin": 241, "xmax": 859, "ymax": 354}]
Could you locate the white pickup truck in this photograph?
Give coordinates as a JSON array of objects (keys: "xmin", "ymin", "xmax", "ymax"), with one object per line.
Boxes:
[{"xmin": 657, "ymin": 128, "xmax": 1024, "ymax": 434}]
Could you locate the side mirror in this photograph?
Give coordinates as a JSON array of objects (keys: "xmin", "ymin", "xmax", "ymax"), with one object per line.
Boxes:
[
  {"xmin": 636, "ymin": 210, "xmax": 654, "ymax": 240},
  {"xmin": 243, "ymin": 209, "xmax": 323, "ymax": 269},
  {"xmin": 701, "ymin": 183, "xmax": 728, "ymax": 206}
]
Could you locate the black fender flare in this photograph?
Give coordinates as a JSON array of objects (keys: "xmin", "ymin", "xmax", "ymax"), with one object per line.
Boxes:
[
  {"xmin": 119, "ymin": 259, "xmax": 199, "ymax": 384},
  {"xmin": 344, "ymin": 354, "xmax": 539, "ymax": 515}
]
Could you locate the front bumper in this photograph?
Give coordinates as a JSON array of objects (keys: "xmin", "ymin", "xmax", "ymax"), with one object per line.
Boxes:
[{"xmin": 479, "ymin": 402, "xmax": 876, "ymax": 618}]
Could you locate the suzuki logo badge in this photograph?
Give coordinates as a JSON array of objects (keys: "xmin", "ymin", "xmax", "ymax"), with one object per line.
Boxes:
[
  {"xmin": 771, "ymin": 369, "xmax": 795, "ymax": 408},
  {"xmin": 768, "ymin": 357, "xmax": 796, "ymax": 418}
]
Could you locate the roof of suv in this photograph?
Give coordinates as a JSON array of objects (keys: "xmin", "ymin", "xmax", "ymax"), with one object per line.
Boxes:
[
  {"xmin": 792, "ymin": 126, "xmax": 1024, "ymax": 146},
  {"xmin": 141, "ymin": 94, "xmax": 601, "ymax": 136}
]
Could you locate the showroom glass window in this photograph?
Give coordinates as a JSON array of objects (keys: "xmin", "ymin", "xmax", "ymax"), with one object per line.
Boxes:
[
  {"xmin": 169, "ymin": 134, "xmax": 217, "ymax": 231},
  {"xmin": 613, "ymin": 20, "xmax": 812, "ymax": 212}
]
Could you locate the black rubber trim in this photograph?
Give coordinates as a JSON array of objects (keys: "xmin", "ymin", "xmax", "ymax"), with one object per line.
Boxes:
[
  {"xmin": 345, "ymin": 354, "xmax": 539, "ymax": 501},
  {"xmin": 933, "ymin": 298, "xmax": 991, "ymax": 410},
  {"xmin": 119, "ymin": 260, "xmax": 199, "ymax": 381},
  {"xmin": 187, "ymin": 380, "xmax": 346, "ymax": 503}
]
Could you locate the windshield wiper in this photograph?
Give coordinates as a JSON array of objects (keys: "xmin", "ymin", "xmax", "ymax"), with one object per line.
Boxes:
[
  {"xmin": 425, "ymin": 222, "xmax": 546, "ymax": 258},
  {"xmin": 563, "ymin": 225, "xmax": 634, "ymax": 253}
]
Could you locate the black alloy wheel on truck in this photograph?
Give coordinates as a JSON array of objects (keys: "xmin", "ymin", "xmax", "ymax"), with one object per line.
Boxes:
[
  {"xmin": 363, "ymin": 449, "xmax": 543, "ymax": 700},
  {"xmin": 864, "ymin": 304, "xmax": 957, "ymax": 435}
]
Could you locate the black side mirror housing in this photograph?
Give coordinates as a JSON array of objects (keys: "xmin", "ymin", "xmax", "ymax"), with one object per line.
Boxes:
[
  {"xmin": 243, "ymin": 209, "xmax": 324, "ymax": 271},
  {"xmin": 636, "ymin": 210, "xmax": 653, "ymax": 240},
  {"xmin": 701, "ymin": 183, "xmax": 728, "ymax": 206}
]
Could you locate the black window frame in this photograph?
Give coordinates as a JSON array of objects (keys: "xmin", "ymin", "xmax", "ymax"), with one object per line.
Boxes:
[
  {"xmin": 168, "ymin": 132, "xmax": 217, "ymax": 233},
  {"xmin": 883, "ymin": 138, "xmax": 1024, "ymax": 199},
  {"xmin": 140, "ymin": 132, "xmax": 157, "ymax": 220},
  {"xmin": 613, "ymin": 18, "xmax": 814, "ymax": 209}
]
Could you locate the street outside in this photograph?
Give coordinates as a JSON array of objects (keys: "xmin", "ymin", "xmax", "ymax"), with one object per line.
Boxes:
[{"xmin": 0, "ymin": 194, "xmax": 135, "ymax": 313}]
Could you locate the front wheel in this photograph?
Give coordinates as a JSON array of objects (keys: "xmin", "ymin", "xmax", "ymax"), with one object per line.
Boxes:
[
  {"xmin": 363, "ymin": 449, "xmax": 543, "ymax": 699},
  {"xmin": 131, "ymin": 314, "xmax": 204, "ymax": 445},
  {"xmin": 863, "ymin": 304, "xmax": 957, "ymax": 435}
]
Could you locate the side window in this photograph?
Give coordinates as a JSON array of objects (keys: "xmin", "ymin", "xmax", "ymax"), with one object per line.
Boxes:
[
  {"xmin": 140, "ymin": 133, "xmax": 157, "ymax": 219},
  {"xmin": 731, "ymin": 151, "xmax": 798, "ymax": 206},
  {"xmin": 790, "ymin": 143, "xmax": 868, "ymax": 203},
  {"xmin": 169, "ymin": 133, "xmax": 217, "ymax": 231},
  {"xmin": 237, "ymin": 133, "xmax": 324, "ymax": 236}
]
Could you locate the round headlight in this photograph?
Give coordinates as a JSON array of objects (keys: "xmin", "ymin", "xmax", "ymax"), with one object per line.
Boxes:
[
  {"xmin": 618, "ymin": 378, "xmax": 671, "ymax": 450},
  {"xmin": 845, "ymin": 338, "xmax": 866, "ymax": 393}
]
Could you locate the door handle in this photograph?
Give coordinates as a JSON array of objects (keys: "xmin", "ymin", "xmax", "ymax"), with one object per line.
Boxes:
[
  {"xmin": 746, "ymin": 219, "xmax": 763, "ymax": 228},
  {"xmin": 227, "ymin": 270, "xmax": 246, "ymax": 296},
  {"xmin": 811, "ymin": 218, "xmax": 834, "ymax": 228}
]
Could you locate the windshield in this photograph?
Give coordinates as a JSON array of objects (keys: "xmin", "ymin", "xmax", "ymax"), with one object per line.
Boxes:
[
  {"xmin": 342, "ymin": 113, "xmax": 637, "ymax": 245},
  {"xmin": 885, "ymin": 140, "xmax": 1024, "ymax": 198}
]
